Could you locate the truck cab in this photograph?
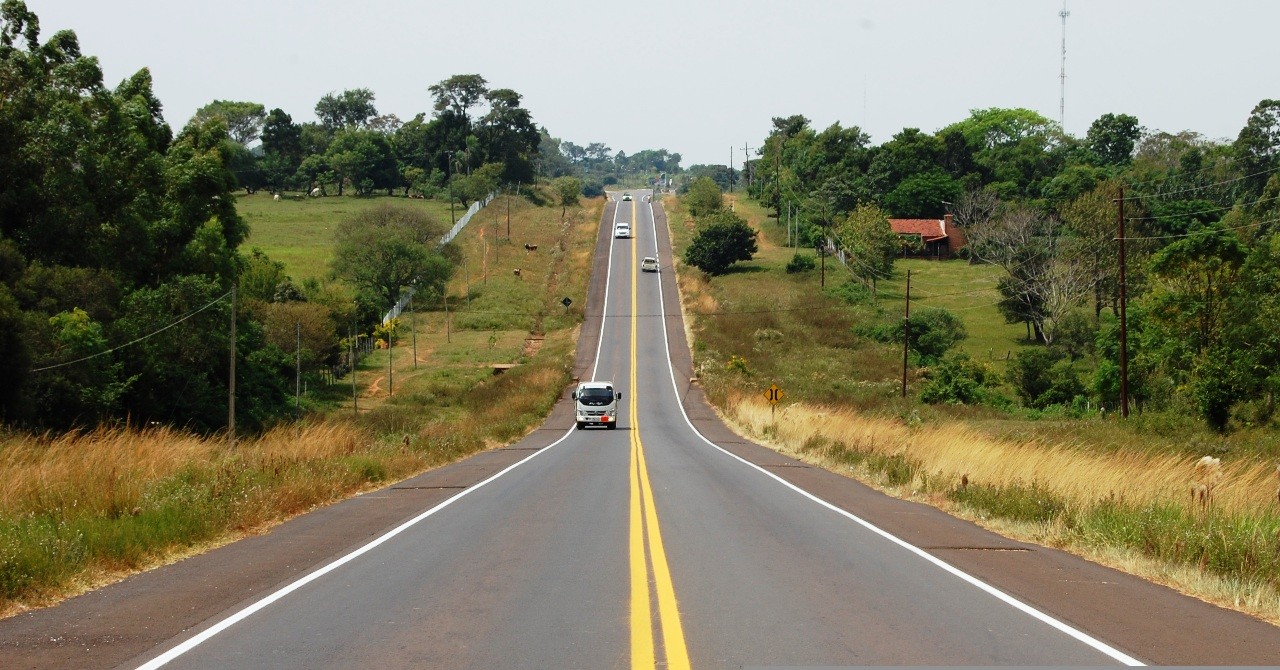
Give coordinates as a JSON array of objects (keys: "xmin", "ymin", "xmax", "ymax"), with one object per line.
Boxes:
[{"xmin": 572, "ymin": 381, "xmax": 622, "ymax": 429}]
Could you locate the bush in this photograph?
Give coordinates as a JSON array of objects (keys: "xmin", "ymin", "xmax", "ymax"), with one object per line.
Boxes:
[
  {"xmin": 1053, "ymin": 311, "xmax": 1096, "ymax": 360},
  {"xmin": 829, "ymin": 279, "xmax": 872, "ymax": 305},
  {"xmin": 920, "ymin": 353, "xmax": 996, "ymax": 405},
  {"xmin": 785, "ymin": 252, "xmax": 816, "ymax": 273},
  {"xmin": 1007, "ymin": 347, "xmax": 1085, "ymax": 409},
  {"xmin": 684, "ymin": 211, "xmax": 758, "ymax": 275},
  {"xmin": 912, "ymin": 309, "xmax": 966, "ymax": 363},
  {"xmin": 854, "ymin": 307, "xmax": 966, "ymax": 365}
]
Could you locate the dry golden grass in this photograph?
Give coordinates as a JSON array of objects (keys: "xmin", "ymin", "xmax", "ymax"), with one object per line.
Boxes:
[
  {"xmin": 723, "ymin": 393, "xmax": 1280, "ymax": 623},
  {"xmin": 727, "ymin": 394, "xmax": 1279, "ymax": 514},
  {"xmin": 0, "ymin": 423, "xmax": 374, "ymax": 517}
]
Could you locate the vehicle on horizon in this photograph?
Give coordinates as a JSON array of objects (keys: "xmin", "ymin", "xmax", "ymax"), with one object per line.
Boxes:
[
  {"xmin": 622, "ymin": 192, "xmax": 632, "ymax": 201},
  {"xmin": 573, "ymin": 381, "xmax": 622, "ymax": 429}
]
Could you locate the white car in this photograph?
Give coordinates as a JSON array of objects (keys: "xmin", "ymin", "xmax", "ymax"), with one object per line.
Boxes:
[
  {"xmin": 614, "ymin": 222, "xmax": 631, "ymax": 238},
  {"xmin": 640, "ymin": 256, "xmax": 660, "ymax": 272},
  {"xmin": 622, "ymin": 192, "xmax": 632, "ymax": 201}
]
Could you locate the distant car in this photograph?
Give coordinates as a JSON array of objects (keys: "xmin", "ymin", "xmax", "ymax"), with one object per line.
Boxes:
[
  {"xmin": 614, "ymin": 222, "xmax": 631, "ymax": 238},
  {"xmin": 622, "ymin": 192, "xmax": 632, "ymax": 201},
  {"xmin": 641, "ymin": 256, "xmax": 660, "ymax": 272}
]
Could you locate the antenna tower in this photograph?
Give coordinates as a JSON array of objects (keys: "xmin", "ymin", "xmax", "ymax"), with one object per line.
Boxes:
[{"xmin": 1059, "ymin": 1, "xmax": 1070, "ymax": 127}]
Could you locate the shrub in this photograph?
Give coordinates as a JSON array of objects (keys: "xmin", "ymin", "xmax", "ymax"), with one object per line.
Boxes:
[
  {"xmin": 920, "ymin": 353, "xmax": 995, "ymax": 405},
  {"xmin": 1007, "ymin": 347, "xmax": 1085, "ymax": 409},
  {"xmin": 785, "ymin": 252, "xmax": 816, "ymax": 273},
  {"xmin": 684, "ymin": 211, "xmax": 758, "ymax": 275},
  {"xmin": 829, "ymin": 280, "xmax": 872, "ymax": 305},
  {"xmin": 911, "ymin": 308, "xmax": 967, "ymax": 364},
  {"xmin": 854, "ymin": 307, "xmax": 966, "ymax": 364}
]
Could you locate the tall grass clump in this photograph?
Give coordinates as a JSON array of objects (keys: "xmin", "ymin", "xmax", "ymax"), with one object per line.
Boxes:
[
  {"xmin": 726, "ymin": 393, "xmax": 1280, "ymax": 618},
  {"xmin": 0, "ymin": 422, "xmax": 425, "ymax": 610}
]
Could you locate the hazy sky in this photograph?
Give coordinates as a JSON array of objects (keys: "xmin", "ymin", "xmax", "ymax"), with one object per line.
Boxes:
[{"xmin": 21, "ymin": 1, "xmax": 1279, "ymax": 167}]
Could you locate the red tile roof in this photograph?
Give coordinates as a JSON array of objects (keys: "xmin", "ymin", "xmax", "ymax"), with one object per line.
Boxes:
[{"xmin": 888, "ymin": 218, "xmax": 947, "ymax": 242}]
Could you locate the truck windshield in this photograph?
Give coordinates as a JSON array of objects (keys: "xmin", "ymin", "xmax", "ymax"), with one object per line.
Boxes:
[{"xmin": 578, "ymin": 389, "xmax": 615, "ymax": 406}]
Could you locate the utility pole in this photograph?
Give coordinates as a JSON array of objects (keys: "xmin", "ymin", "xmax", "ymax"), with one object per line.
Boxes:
[
  {"xmin": 446, "ymin": 151, "xmax": 456, "ymax": 226},
  {"xmin": 902, "ymin": 269, "xmax": 911, "ymax": 398},
  {"xmin": 295, "ymin": 321, "xmax": 301, "ymax": 421},
  {"xmin": 228, "ymin": 284, "xmax": 236, "ymax": 448},
  {"xmin": 387, "ymin": 323, "xmax": 393, "ymax": 397},
  {"xmin": 506, "ymin": 188, "xmax": 511, "ymax": 240},
  {"xmin": 729, "ymin": 146, "xmax": 735, "ymax": 192},
  {"xmin": 1059, "ymin": 0, "xmax": 1070, "ymax": 127},
  {"xmin": 350, "ymin": 328, "xmax": 357, "ymax": 414},
  {"xmin": 1117, "ymin": 187, "xmax": 1130, "ymax": 417},
  {"xmin": 742, "ymin": 142, "xmax": 752, "ymax": 188}
]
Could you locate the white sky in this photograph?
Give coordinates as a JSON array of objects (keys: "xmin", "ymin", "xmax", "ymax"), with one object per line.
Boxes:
[{"xmin": 22, "ymin": 0, "xmax": 1279, "ymax": 168}]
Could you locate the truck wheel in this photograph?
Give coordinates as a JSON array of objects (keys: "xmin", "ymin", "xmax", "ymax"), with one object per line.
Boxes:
[
  {"xmin": 576, "ymin": 422, "xmax": 584, "ymax": 430},
  {"xmin": 607, "ymin": 422, "xmax": 617, "ymax": 430}
]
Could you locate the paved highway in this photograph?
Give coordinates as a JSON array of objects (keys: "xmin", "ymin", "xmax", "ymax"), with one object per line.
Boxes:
[{"xmin": 4, "ymin": 191, "xmax": 1280, "ymax": 668}]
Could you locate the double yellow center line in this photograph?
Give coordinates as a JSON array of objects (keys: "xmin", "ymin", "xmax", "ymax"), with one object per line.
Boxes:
[{"xmin": 626, "ymin": 199, "xmax": 691, "ymax": 669}]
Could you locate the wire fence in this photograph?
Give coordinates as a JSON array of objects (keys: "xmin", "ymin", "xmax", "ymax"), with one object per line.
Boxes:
[{"xmin": 382, "ymin": 190, "xmax": 498, "ymax": 325}]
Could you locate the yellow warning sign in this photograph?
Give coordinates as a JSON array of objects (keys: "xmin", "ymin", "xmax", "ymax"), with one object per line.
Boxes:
[{"xmin": 763, "ymin": 384, "xmax": 784, "ymax": 405}]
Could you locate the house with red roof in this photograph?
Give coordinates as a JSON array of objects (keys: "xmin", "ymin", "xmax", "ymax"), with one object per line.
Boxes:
[{"xmin": 888, "ymin": 213, "xmax": 966, "ymax": 259}]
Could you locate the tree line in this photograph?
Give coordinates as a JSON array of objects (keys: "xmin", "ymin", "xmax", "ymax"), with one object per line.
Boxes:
[{"xmin": 740, "ymin": 101, "xmax": 1280, "ymax": 430}]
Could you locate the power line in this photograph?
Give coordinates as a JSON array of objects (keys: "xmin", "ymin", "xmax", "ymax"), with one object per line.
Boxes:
[
  {"xmin": 1120, "ymin": 165, "xmax": 1280, "ymax": 202},
  {"xmin": 1125, "ymin": 194, "xmax": 1280, "ymax": 221},
  {"xmin": 1118, "ymin": 215, "xmax": 1280, "ymax": 241},
  {"xmin": 31, "ymin": 291, "xmax": 232, "ymax": 372}
]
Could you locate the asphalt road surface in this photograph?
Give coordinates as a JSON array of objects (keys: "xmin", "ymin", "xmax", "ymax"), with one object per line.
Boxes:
[{"xmin": 4, "ymin": 191, "xmax": 1280, "ymax": 669}]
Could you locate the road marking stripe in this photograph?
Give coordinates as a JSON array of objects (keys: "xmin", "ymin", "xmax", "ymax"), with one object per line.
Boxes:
[
  {"xmin": 630, "ymin": 197, "xmax": 691, "ymax": 669},
  {"xmin": 648, "ymin": 198, "xmax": 1145, "ymax": 667},
  {"xmin": 630, "ymin": 424, "xmax": 655, "ymax": 666}
]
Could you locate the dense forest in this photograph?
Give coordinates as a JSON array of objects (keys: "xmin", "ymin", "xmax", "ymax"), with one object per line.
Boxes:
[{"xmin": 737, "ymin": 102, "xmax": 1280, "ymax": 430}]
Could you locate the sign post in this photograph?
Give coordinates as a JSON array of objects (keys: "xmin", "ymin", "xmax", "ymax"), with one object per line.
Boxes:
[{"xmin": 763, "ymin": 383, "xmax": 784, "ymax": 424}]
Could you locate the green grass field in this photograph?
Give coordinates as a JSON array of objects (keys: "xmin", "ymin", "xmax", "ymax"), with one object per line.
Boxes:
[{"xmin": 238, "ymin": 192, "xmax": 456, "ymax": 282}]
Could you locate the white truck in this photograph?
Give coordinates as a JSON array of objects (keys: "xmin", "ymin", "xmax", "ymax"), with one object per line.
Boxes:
[{"xmin": 572, "ymin": 381, "xmax": 622, "ymax": 429}]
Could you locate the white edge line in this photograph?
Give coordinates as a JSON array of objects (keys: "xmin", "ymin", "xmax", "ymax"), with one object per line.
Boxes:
[
  {"xmin": 590, "ymin": 199, "xmax": 620, "ymax": 382},
  {"xmin": 137, "ymin": 201, "xmax": 631, "ymax": 669},
  {"xmin": 649, "ymin": 199, "xmax": 1145, "ymax": 667}
]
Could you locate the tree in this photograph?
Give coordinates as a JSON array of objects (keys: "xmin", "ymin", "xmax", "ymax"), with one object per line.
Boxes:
[
  {"xmin": 1060, "ymin": 181, "xmax": 1121, "ymax": 317},
  {"xmin": 1144, "ymin": 221, "xmax": 1246, "ymax": 358},
  {"xmin": 262, "ymin": 108, "xmax": 301, "ymax": 158},
  {"xmin": 968, "ymin": 206, "xmax": 1086, "ymax": 343},
  {"xmin": 883, "ymin": 170, "xmax": 960, "ymax": 218},
  {"xmin": 1085, "ymin": 113, "xmax": 1141, "ymax": 167},
  {"xmin": 552, "ymin": 176, "xmax": 583, "ymax": 218},
  {"xmin": 191, "ymin": 100, "xmax": 266, "ymax": 145},
  {"xmin": 477, "ymin": 87, "xmax": 539, "ymax": 184},
  {"xmin": 836, "ymin": 203, "xmax": 898, "ymax": 292},
  {"xmin": 325, "ymin": 128, "xmax": 397, "ymax": 196},
  {"xmin": 429, "ymin": 74, "xmax": 489, "ymax": 123},
  {"xmin": 1234, "ymin": 99, "xmax": 1280, "ymax": 196},
  {"xmin": 684, "ymin": 211, "xmax": 758, "ymax": 275},
  {"xmin": 452, "ymin": 162, "xmax": 503, "ymax": 206},
  {"xmin": 330, "ymin": 205, "xmax": 454, "ymax": 309},
  {"xmin": 685, "ymin": 176, "xmax": 724, "ymax": 217},
  {"xmin": 315, "ymin": 88, "xmax": 377, "ymax": 131}
]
